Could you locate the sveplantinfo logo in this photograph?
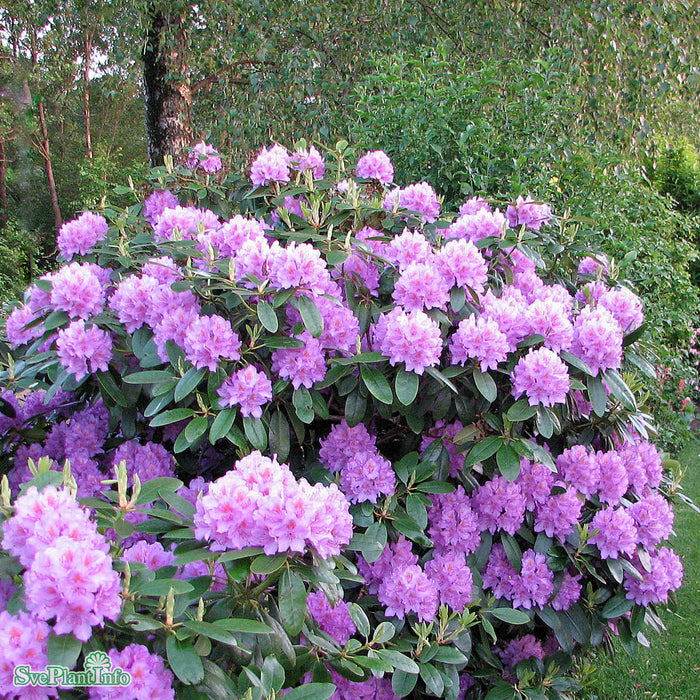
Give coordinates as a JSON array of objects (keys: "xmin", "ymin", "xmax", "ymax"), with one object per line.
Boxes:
[{"xmin": 13, "ymin": 650, "xmax": 131, "ymax": 690}]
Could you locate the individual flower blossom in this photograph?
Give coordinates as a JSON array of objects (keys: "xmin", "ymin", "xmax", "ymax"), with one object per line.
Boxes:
[
  {"xmin": 378, "ymin": 564, "xmax": 438, "ymax": 622},
  {"xmin": 4, "ymin": 305, "xmax": 44, "ymax": 348},
  {"xmin": 378, "ymin": 307, "xmax": 443, "ymax": 375},
  {"xmin": 623, "ymin": 547, "xmax": 683, "ymax": 606},
  {"xmin": 0, "ymin": 610, "xmax": 56, "ymax": 699},
  {"xmin": 556, "ymin": 445, "xmax": 599, "ymax": 498},
  {"xmin": 57, "ymin": 211, "xmax": 108, "ymax": 260},
  {"xmin": 272, "ymin": 331, "xmax": 327, "ymax": 389},
  {"xmin": 511, "ymin": 347, "xmax": 570, "ymax": 407},
  {"xmin": 425, "ymin": 551, "xmax": 474, "ymax": 612},
  {"xmin": 50, "ymin": 262, "xmax": 105, "ymax": 319},
  {"xmin": 306, "ymin": 590, "xmax": 356, "ymax": 645},
  {"xmin": 428, "ymin": 486, "xmax": 482, "ymax": 555},
  {"xmin": 339, "ymin": 451, "xmax": 396, "ymax": 504},
  {"xmin": 122, "ymin": 541, "xmax": 176, "ymax": 570},
  {"xmin": 154, "ymin": 206, "xmax": 219, "ymax": 242},
  {"xmin": 111, "ymin": 440, "xmax": 176, "ymax": 485},
  {"xmin": 186, "ymin": 141, "xmax": 223, "ymax": 173},
  {"xmin": 577, "ymin": 254, "xmax": 609, "ymax": 278},
  {"xmin": 386, "ymin": 229, "xmax": 431, "ymax": 269},
  {"xmin": 88, "ymin": 644, "xmax": 175, "ymax": 700},
  {"xmin": 250, "ymin": 144, "xmax": 291, "ymax": 186},
  {"xmin": 628, "ymin": 492, "xmax": 674, "ymax": 549},
  {"xmin": 319, "ymin": 420, "xmax": 377, "ymax": 473},
  {"xmin": 109, "ymin": 274, "xmax": 160, "ymax": 333},
  {"xmin": 218, "ymin": 366, "xmax": 273, "ymax": 418},
  {"xmin": 291, "ymin": 145, "xmax": 325, "ymax": 178},
  {"xmin": 384, "ymin": 182, "xmax": 441, "ymax": 223},
  {"xmin": 355, "ymin": 150, "xmax": 394, "ymax": 184},
  {"xmin": 459, "ymin": 196, "xmax": 491, "ymax": 216},
  {"xmin": 450, "ymin": 314, "xmax": 510, "ymax": 371},
  {"xmin": 534, "ymin": 484, "xmax": 582, "ymax": 540},
  {"xmin": 571, "ymin": 305, "xmax": 623, "ymax": 375},
  {"xmin": 184, "ymin": 314, "xmax": 242, "ymax": 371},
  {"xmin": 268, "ymin": 241, "xmax": 333, "ymax": 294},
  {"xmin": 193, "ymin": 452, "xmax": 352, "ymax": 558},
  {"xmin": 446, "ymin": 209, "xmax": 506, "ymax": 243},
  {"xmin": 505, "ymin": 196, "xmax": 552, "ymax": 231},
  {"xmin": 589, "ymin": 507, "xmax": 638, "ymax": 559},
  {"xmin": 56, "ymin": 320, "xmax": 113, "ymax": 380},
  {"xmin": 524, "ymin": 299, "xmax": 574, "ymax": 353},
  {"xmin": 472, "ymin": 476, "xmax": 526, "ymax": 536},
  {"xmin": 358, "ymin": 536, "xmax": 418, "ymax": 595},
  {"xmin": 515, "ymin": 458, "xmax": 554, "ymax": 509},
  {"xmin": 497, "ymin": 635, "xmax": 545, "ymax": 671},
  {"xmin": 511, "ymin": 550, "xmax": 554, "ymax": 609},
  {"xmin": 393, "ymin": 261, "xmax": 451, "ymax": 311},
  {"xmin": 551, "ymin": 570, "xmax": 582, "ymax": 611},
  {"xmin": 436, "ymin": 238, "xmax": 488, "ymax": 293},
  {"xmin": 595, "ymin": 450, "xmax": 629, "ymax": 505},
  {"xmin": 143, "ymin": 189, "xmax": 179, "ymax": 224},
  {"xmin": 598, "ymin": 286, "xmax": 644, "ymax": 332},
  {"xmin": 420, "ymin": 419, "xmax": 465, "ymax": 477}
]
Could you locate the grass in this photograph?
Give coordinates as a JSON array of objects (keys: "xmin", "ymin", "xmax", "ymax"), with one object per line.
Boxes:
[{"xmin": 584, "ymin": 438, "xmax": 700, "ymax": 700}]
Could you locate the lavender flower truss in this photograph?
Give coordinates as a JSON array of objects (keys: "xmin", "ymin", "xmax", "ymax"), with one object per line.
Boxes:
[{"xmin": 0, "ymin": 140, "xmax": 684, "ymax": 700}]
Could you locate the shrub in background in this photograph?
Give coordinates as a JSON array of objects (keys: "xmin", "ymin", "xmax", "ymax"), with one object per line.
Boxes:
[{"xmin": 0, "ymin": 142, "xmax": 684, "ymax": 699}]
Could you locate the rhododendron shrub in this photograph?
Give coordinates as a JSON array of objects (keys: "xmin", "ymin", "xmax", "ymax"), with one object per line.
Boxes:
[{"xmin": 0, "ymin": 140, "xmax": 683, "ymax": 700}]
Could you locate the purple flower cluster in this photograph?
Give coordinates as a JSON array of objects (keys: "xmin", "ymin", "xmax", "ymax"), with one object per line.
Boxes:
[
  {"xmin": 505, "ymin": 196, "xmax": 552, "ymax": 231},
  {"xmin": 57, "ymin": 211, "xmax": 108, "ymax": 260},
  {"xmin": 186, "ymin": 141, "xmax": 223, "ymax": 173},
  {"xmin": 2, "ymin": 486, "xmax": 121, "ymax": 641},
  {"xmin": 217, "ymin": 366, "xmax": 273, "ymax": 418},
  {"xmin": 450, "ymin": 314, "xmax": 509, "ymax": 371},
  {"xmin": 183, "ymin": 314, "xmax": 242, "ymax": 371},
  {"xmin": 291, "ymin": 145, "xmax": 325, "ymax": 178},
  {"xmin": 356, "ymin": 150, "xmax": 394, "ymax": 184},
  {"xmin": 306, "ymin": 590, "xmax": 356, "ymax": 645},
  {"xmin": 143, "ymin": 189, "xmax": 179, "ymax": 224},
  {"xmin": 428, "ymin": 486, "xmax": 481, "ymax": 555},
  {"xmin": 193, "ymin": 451, "xmax": 352, "ymax": 558},
  {"xmin": 384, "ymin": 182, "xmax": 441, "ymax": 223},
  {"xmin": 624, "ymin": 547, "xmax": 683, "ymax": 605},
  {"xmin": 111, "ymin": 440, "xmax": 176, "ymax": 485},
  {"xmin": 511, "ymin": 347, "xmax": 570, "ymax": 407},
  {"xmin": 378, "ymin": 563, "xmax": 439, "ymax": 622},
  {"xmin": 122, "ymin": 541, "xmax": 176, "ymax": 570},
  {"xmin": 424, "ymin": 551, "xmax": 474, "ymax": 612},
  {"xmin": 497, "ymin": 634, "xmax": 545, "ymax": 671},
  {"xmin": 272, "ymin": 332, "xmax": 326, "ymax": 389},
  {"xmin": 250, "ymin": 144, "xmax": 290, "ymax": 186},
  {"xmin": 472, "ymin": 476, "xmax": 526, "ymax": 535},
  {"xmin": 50, "ymin": 262, "xmax": 105, "ymax": 319},
  {"xmin": 57, "ymin": 320, "xmax": 113, "ymax": 380},
  {"xmin": 88, "ymin": 644, "xmax": 175, "ymax": 700}
]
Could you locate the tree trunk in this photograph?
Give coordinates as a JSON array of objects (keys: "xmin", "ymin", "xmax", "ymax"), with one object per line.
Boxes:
[
  {"xmin": 0, "ymin": 138, "xmax": 8, "ymax": 228},
  {"xmin": 37, "ymin": 99, "xmax": 62, "ymax": 231},
  {"xmin": 84, "ymin": 31, "xmax": 93, "ymax": 160},
  {"xmin": 142, "ymin": 6, "xmax": 193, "ymax": 167}
]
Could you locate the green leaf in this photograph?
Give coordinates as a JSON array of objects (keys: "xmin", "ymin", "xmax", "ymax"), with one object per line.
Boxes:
[
  {"xmin": 269, "ymin": 410, "xmax": 291, "ymax": 461},
  {"xmin": 560, "ymin": 350, "xmax": 594, "ymax": 376},
  {"xmin": 496, "ymin": 443, "xmax": 521, "ymax": 481},
  {"xmin": 263, "ymin": 336, "xmax": 306, "ymax": 349},
  {"xmin": 473, "ymin": 368, "xmax": 497, "ymax": 403},
  {"xmin": 360, "ymin": 365, "xmax": 393, "ymax": 405},
  {"xmin": 414, "ymin": 480, "xmax": 455, "ymax": 493},
  {"xmin": 123, "ymin": 370, "xmax": 174, "ymax": 384},
  {"xmin": 44, "ymin": 310, "xmax": 69, "ymax": 330},
  {"xmin": 371, "ymin": 621, "xmax": 396, "ymax": 644},
  {"xmin": 602, "ymin": 593, "xmax": 634, "ymax": 619},
  {"xmin": 149, "ymin": 408, "xmax": 196, "ymax": 428},
  {"xmin": 425, "ymin": 366, "xmax": 459, "ymax": 393},
  {"xmin": 181, "ymin": 621, "xmax": 238, "ymax": 645},
  {"xmin": 419, "ymin": 663, "xmax": 444, "ymax": 697},
  {"xmin": 432, "ymin": 646, "xmax": 469, "ymax": 664},
  {"xmin": 257, "ymin": 301, "xmax": 279, "ymax": 332},
  {"xmin": 406, "ymin": 493, "xmax": 428, "ymax": 529},
  {"xmin": 166, "ymin": 636, "xmax": 205, "ymax": 685},
  {"xmin": 395, "ymin": 369, "xmax": 419, "ymax": 405},
  {"xmin": 296, "ymin": 295, "xmax": 324, "ymax": 337},
  {"xmin": 282, "ymin": 684, "xmax": 336, "ymax": 700},
  {"xmin": 250, "ymin": 553, "xmax": 287, "ymax": 575},
  {"xmin": 484, "ymin": 681, "xmax": 519, "ymax": 700},
  {"xmin": 185, "ymin": 416, "xmax": 209, "ymax": 443},
  {"xmin": 47, "ymin": 633, "xmax": 82, "ymax": 669},
  {"xmin": 349, "ymin": 604, "xmax": 370, "ymax": 639},
  {"xmin": 136, "ymin": 579, "xmax": 194, "ymax": 596},
  {"xmin": 377, "ymin": 650, "xmax": 419, "ymax": 674},
  {"xmin": 216, "ymin": 618, "xmax": 274, "ymax": 634},
  {"xmin": 536, "ymin": 406, "xmax": 555, "ymax": 439},
  {"xmin": 490, "ymin": 608, "xmax": 530, "ymax": 625},
  {"xmin": 209, "ymin": 408, "xmax": 237, "ymax": 444},
  {"xmin": 603, "ymin": 369, "xmax": 637, "ymax": 411},
  {"xmin": 465, "ymin": 436, "xmax": 503, "ymax": 467},
  {"xmin": 392, "ymin": 669, "xmax": 418, "ymax": 697},
  {"xmin": 500, "ymin": 532, "xmax": 522, "ymax": 572},
  {"xmin": 243, "ymin": 416, "xmax": 268, "ymax": 451},
  {"xmin": 279, "ymin": 569, "xmax": 307, "ymax": 636},
  {"xmin": 587, "ymin": 375, "xmax": 607, "ymax": 417},
  {"xmin": 96, "ymin": 371, "xmax": 130, "ymax": 408},
  {"xmin": 175, "ymin": 367, "xmax": 206, "ymax": 402},
  {"xmin": 391, "ymin": 511, "xmax": 432, "ymax": 546},
  {"xmin": 293, "ymin": 386, "xmax": 315, "ymax": 423},
  {"xmin": 345, "ymin": 390, "xmax": 367, "ymax": 427},
  {"xmin": 623, "ymin": 323, "xmax": 646, "ymax": 347},
  {"xmin": 506, "ymin": 399, "xmax": 538, "ymax": 422}
]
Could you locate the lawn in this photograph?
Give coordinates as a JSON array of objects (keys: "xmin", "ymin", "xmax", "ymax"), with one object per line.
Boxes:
[{"xmin": 585, "ymin": 438, "xmax": 700, "ymax": 700}]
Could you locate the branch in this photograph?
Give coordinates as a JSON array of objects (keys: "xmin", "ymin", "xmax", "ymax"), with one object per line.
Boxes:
[{"xmin": 191, "ymin": 60, "xmax": 275, "ymax": 93}]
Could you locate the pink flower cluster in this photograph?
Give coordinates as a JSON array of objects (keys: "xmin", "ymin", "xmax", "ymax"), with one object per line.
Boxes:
[
  {"xmin": 193, "ymin": 451, "xmax": 353, "ymax": 558},
  {"xmin": 356, "ymin": 150, "xmax": 394, "ymax": 184},
  {"xmin": 218, "ymin": 365, "xmax": 273, "ymax": 418},
  {"xmin": 1, "ymin": 486, "xmax": 121, "ymax": 641},
  {"xmin": 186, "ymin": 141, "xmax": 223, "ymax": 173},
  {"xmin": 57, "ymin": 211, "xmax": 108, "ymax": 260},
  {"xmin": 306, "ymin": 590, "xmax": 356, "ymax": 645}
]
